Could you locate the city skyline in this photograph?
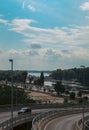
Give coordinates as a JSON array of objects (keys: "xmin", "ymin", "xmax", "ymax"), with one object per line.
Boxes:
[{"xmin": 0, "ymin": 0, "xmax": 89, "ymax": 70}]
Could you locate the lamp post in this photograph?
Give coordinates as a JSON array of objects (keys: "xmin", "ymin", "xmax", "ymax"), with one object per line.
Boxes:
[
  {"xmin": 9, "ymin": 59, "xmax": 13, "ymax": 130},
  {"xmin": 16, "ymin": 85, "xmax": 17, "ymax": 108},
  {"xmin": 80, "ymin": 65, "xmax": 85, "ymax": 130}
]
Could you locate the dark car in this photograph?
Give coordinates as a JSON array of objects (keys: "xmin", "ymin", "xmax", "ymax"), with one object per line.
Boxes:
[{"xmin": 18, "ymin": 107, "xmax": 31, "ymax": 115}]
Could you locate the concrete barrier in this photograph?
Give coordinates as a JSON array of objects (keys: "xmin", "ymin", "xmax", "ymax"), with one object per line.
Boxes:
[
  {"xmin": 0, "ymin": 106, "xmax": 89, "ymax": 130},
  {"xmin": 32, "ymin": 108, "xmax": 89, "ymax": 130},
  {"xmin": 0, "ymin": 112, "xmax": 39, "ymax": 130}
]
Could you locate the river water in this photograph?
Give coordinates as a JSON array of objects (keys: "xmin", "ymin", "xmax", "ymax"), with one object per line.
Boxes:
[
  {"xmin": 28, "ymin": 72, "xmax": 51, "ymax": 77},
  {"xmin": 28, "ymin": 71, "xmax": 84, "ymax": 88},
  {"xmin": 28, "ymin": 72, "xmax": 53, "ymax": 87}
]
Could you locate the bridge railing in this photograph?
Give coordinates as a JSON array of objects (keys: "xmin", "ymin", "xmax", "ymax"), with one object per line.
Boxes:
[
  {"xmin": 32, "ymin": 107, "xmax": 87, "ymax": 130},
  {"xmin": 0, "ymin": 106, "xmax": 89, "ymax": 130},
  {"xmin": 84, "ymin": 119, "xmax": 89, "ymax": 130},
  {"xmin": 0, "ymin": 112, "xmax": 39, "ymax": 130}
]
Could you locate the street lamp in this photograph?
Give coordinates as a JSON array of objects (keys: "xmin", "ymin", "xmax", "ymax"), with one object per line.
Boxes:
[
  {"xmin": 80, "ymin": 65, "xmax": 85, "ymax": 130},
  {"xmin": 9, "ymin": 59, "xmax": 13, "ymax": 130}
]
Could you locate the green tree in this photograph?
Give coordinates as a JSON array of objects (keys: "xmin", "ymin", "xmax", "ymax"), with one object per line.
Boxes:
[
  {"xmin": 83, "ymin": 96, "xmax": 88, "ymax": 103},
  {"xmin": 50, "ymin": 67, "xmax": 89, "ymax": 86},
  {"xmin": 34, "ymin": 72, "xmax": 44, "ymax": 86},
  {"xmin": 77, "ymin": 91, "xmax": 82, "ymax": 97},
  {"xmin": 0, "ymin": 70, "xmax": 27, "ymax": 83},
  {"xmin": 64, "ymin": 97, "xmax": 68, "ymax": 103},
  {"xmin": 0, "ymin": 85, "xmax": 34, "ymax": 105},
  {"xmin": 39, "ymin": 72, "xmax": 44, "ymax": 86},
  {"xmin": 50, "ymin": 69, "xmax": 62, "ymax": 80},
  {"xmin": 54, "ymin": 81, "xmax": 65, "ymax": 96},
  {"xmin": 28, "ymin": 75, "xmax": 33, "ymax": 84},
  {"xmin": 70, "ymin": 92, "xmax": 75, "ymax": 100}
]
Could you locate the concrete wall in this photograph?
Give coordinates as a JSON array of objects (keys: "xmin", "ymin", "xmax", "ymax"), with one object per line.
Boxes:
[{"xmin": 13, "ymin": 121, "xmax": 32, "ymax": 130}]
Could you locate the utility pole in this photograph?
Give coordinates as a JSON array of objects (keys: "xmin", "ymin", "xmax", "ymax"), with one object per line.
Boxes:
[
  {"xmin": 80, "ymin": 65, "xmax": 85, "ymax": 130},
  {"xmin": 9, "ymin": 59, "xmax": 13, "ymax": 130}
]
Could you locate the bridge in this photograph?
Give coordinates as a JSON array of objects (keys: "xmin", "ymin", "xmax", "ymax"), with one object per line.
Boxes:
[{"xmin": 0, "ymin": 104, "xmax": 89, "ymax": 130}]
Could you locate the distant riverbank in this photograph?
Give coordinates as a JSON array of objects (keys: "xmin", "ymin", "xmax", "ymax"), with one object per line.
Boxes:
[
  {"xmin": 28, "ymin": 71, "xmax": 53, "ymax": 87},
  {"xmin": 28, "ymin": 71, "xmax": 51, "ymax": 77}
]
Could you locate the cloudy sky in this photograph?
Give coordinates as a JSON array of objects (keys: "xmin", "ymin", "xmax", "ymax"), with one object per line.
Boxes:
[{"xmin": 0, "ymin": 0, "xmax": 89, "ymax": 70}]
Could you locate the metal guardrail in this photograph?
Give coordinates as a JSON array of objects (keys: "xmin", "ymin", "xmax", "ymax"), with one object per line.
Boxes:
[
  {"xmin": 75, "ymin": 114, "xmax": 89, "ymax": 130},
  {"xmin": 0, "ymin": 112, "xmax": 39, "ymax": 130},
  {"xmin": 84, "ymin": 119, "xmax": 89, "ymax": 130},
  {"xmin": 75, "ymin": 118, "xmax": 82, "ymax": 130},
  {"xmin": 32, "ymin": 108, "xmax": 88, "ymax": 130},
  {"xmin": 0, "ymin": 107, "xmax": 89, "ymax": 130}
]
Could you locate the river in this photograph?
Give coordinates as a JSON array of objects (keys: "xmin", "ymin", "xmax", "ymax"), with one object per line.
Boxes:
[
  {"xmin": 28, "ymin": 71, "xmax": 51, "ymax": 77},
  {"xmin": 28, "ymin": 71, "xmax": 84, "ymax": 88},
  {"xmin": 28, "ymin": 71, "xmax": 54, "ymax": 87}
]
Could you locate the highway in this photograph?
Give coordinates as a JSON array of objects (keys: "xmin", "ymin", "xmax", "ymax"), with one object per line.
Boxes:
[
  {"xmin": 0, "ymin": 111, "xmax": 17, "ymax": 123},
  {"xmin": 44, "ymin": 113, "xmax": 85, "ymax": 130},
  {"xmin": 0, "ymin": 108, "xmax": 53, "ymax": 123},
  {"xmin": 0, "ymin": 109, "xmax": 89, "ymax": 130}
]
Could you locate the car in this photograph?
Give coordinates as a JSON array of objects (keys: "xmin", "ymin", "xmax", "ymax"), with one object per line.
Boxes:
[{"xmin": 18, "ymin": 107, "xmax": 31, "ymax": 115}]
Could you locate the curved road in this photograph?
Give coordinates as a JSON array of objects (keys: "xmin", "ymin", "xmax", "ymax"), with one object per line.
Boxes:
[
  {"xmin": 44, "ymin": 114, "xmax": 83, "ymax": 130},
  {"xmin": 0, "ymin": 108, "xmax": 55, "ymax": 123},
  {"xmin": 0, "ymin": 110, "xmax": 89, "ymax": 130},
  {"xmin": 0, "ymin": 111, "xmax": 17, "ymax": 123}
]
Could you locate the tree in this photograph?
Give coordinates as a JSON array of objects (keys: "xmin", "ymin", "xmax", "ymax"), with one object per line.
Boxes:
[
  {"xmin": 0, "ymin": 85, "xmax": 35, "ymax": 105},
  {"xmin": 70, "ymin": 92, "xmax": 75, "ymax": 100},
  {"xmin": 34, "ymin": 72, "xmax": 44, "ymax": 86},
  {"xmin": 64, "ymin": 97, "xmax": 68, "ymax": 103},
  {"xmin": 50, "ymin": 69, "xmax": 62, "ymax": 80},
  {"xmin": 54, "ymin": 81, "xmax": 65, "ymax": 96},
  {"xmin": 39, "ymin": 72, "xmax": 44, "ymax": 86},
  {"xmin": 0, "ymin": 70, "xmax": 27, "ymax": 83},
  {"xmin": 83, "ymin": 96, "xmax": 88, "ymax": 103},
  {"xmin": 28, "ymin": 75, "xmax": 33, "ymax": 84},
  {"xmin": 50, "ymin": 67, "xmax": 89, "ymax": 86},
  {"xmin": 77, "ymin": 91, "xmax": 82, "ymax": 97}
]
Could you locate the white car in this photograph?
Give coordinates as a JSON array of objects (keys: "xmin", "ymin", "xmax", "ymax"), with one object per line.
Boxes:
[{"xmin": 18, "ymin": 107, "xmax": 31, "ymax": 115}]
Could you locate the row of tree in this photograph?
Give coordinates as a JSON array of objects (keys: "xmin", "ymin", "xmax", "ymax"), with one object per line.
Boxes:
[
  {"xmin": 50, "ymin": 67, "xmax": 89, "ymax": 86},
  {"xmin": 0, "ymin": 70, "xmax": 27, "ymax": 83},
  {"xmin": 0, "ymin": 70, "xmax": 40, "ymax": 105},
  {"xmin": 0, "ymin": 85, "xmax": 35, "ymax": 105},
  {"xmin": 28, "ymin": 72, "xmax": 45, "ymax": 86},
  {"xmin": 53, "ymin": 81, "xmax": 88, "ymax": 104}
]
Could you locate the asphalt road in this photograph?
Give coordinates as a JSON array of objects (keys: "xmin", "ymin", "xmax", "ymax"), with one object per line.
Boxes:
[
  {"xmin": 0, "ymin": 108, "xmax": 54, "ymax": 123},
  {"xmin": 0, "ymin": 111, "xmax": 17, "ymax": 123},
  {"xmin": 0, "ymin": 109, "xmax": 89, "ymax": 130},
  {"xmin": 44, "ymin": 114, "xmax": 83, "ymax": 130}
]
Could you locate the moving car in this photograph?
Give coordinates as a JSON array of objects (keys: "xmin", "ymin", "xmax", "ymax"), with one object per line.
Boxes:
[{"xmin": 18, "ymin": 107, "xmax": 31, "ymax": 115}]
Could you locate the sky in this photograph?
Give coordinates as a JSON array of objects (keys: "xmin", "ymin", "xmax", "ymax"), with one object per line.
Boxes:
[{"xmin": 0, "ymin": 0, "xmax": 89, "ymax": 70}]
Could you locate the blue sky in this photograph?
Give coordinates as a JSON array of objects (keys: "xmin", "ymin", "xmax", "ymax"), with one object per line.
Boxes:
[{"xmin": 0, "ymin": 0, "xmax": 89, "ymax": 70}]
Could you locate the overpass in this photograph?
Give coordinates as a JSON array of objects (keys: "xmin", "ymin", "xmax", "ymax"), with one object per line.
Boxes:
[{"xmin": 0, "ymin": 104, "xmax": 89, "ymax": 130}]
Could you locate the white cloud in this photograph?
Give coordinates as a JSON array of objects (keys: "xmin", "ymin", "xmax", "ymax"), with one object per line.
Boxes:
[
  {"xmin": 0, "ymin": 19, "xmax": 8, "ymax": 25},
  {"xmin": 9, "ymin": 19, "xmax": 89, "ymax": 47},
  {"xmin": 21, "ymin": 0, "xmax": 49, "ymax": 13},
  {"xmin": 1, "ymin": 18, "xmax": 89, "ymax": 48},
  {"xmin": 0, "ymin": 17, "xmax": 88, "ymax": 49},
  {"xmin": 80, "ymin": 2, "xmax": 89, "ymax": 11},
  {"xmin": 10, "ymin": 18, "xmax": 35, "ymax": 31},
  {"xmin": 28, "ymin": 4, "xmax": 36, "ymax": 12},
  {"xmin": 9, "ymin": 49, "xmax": 22, "ymax": 55},
  {"xmin": 1, "ymin": 18, "xmax": 89, "ymax": 69},
  {"xmin": 0, "ymin": 45, "xmax": 89, "ymax": 70}
]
